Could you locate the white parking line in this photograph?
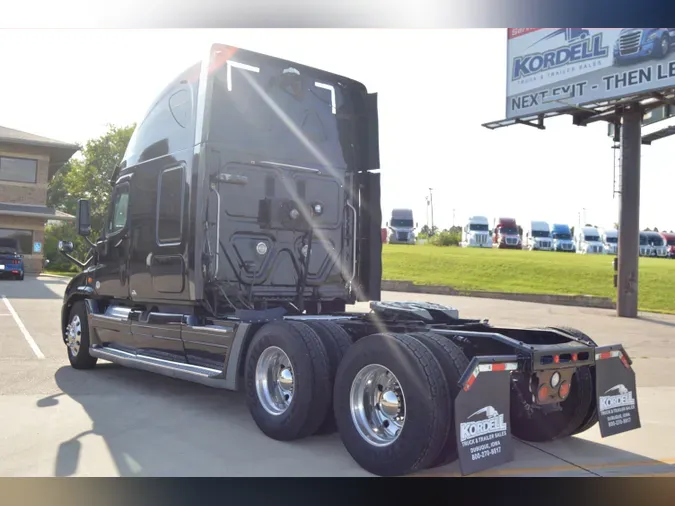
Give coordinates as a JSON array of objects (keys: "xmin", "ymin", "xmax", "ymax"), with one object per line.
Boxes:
[{"xmin": 1, "ymin": 295, "xmax": 45, "ymax": 359}]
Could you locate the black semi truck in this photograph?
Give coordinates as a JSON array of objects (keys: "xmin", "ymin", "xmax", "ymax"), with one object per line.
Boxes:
[{"xmin": 57, "ymin": 44, "xmax": 640, "ymax": 477}]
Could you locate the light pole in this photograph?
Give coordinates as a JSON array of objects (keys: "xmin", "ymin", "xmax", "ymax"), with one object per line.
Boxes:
[{"xmin": 429, "ymin": 188, "xmax": 435, "ymax": 234}]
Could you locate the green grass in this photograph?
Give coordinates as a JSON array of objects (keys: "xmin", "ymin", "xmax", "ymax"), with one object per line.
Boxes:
[{"xmin": 383, "ymin": 244, "xmax": 675, "ymax": 314}]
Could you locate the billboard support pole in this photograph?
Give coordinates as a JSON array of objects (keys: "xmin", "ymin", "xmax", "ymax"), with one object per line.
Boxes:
[{"xmin": 616, "ymin": 103, "xmax": 642, "ymax": 318}]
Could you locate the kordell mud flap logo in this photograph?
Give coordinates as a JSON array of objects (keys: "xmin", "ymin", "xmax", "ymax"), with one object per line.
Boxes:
[
  {"xmin": 595, "ymin": 349, "xmax": 641, "ymax": 438},
  {"xmin": 455, "ymin": 367, "xmax": 514, "ymax": 475}
]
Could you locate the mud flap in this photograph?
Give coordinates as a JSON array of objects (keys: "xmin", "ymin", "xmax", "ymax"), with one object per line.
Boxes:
[
  {"xmin": 595, "ymin": 345, "xmax": 641, "ymax": 437},
  {"xmin": 454, "ymin": 355, "xmax": 518, "ymax": 476}
]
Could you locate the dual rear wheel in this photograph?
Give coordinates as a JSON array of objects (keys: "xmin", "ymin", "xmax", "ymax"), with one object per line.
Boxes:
[{"xmin": 244, "ymin": 322, "xmax": 470, "ymax": 476}]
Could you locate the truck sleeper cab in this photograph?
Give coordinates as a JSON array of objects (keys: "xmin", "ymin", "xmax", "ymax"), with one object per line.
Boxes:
[
  {"xmin": 640, "ymin": 231, "xmax": 668, "ymax": 257},
  {"xmin": 661, "ymin": 232, "xmax": 675, "ymax": 258},
  {"xmin": 576, "ymin": 226, "xmax": 604, "ymax": 254},
  {"xmin": 551, "ymin": 223, "xmax": 575, "ymax": 252},
  {"xmin": 493, "ymin": 217, "xmax": 521, "ymax": 249},
  {"xmin": 387, "ymin": 208, "xmax": 417, "ymax": 244},
  {"xmin": 57, "ymin": 43, "xmax": 640, "ymax": 478},
  {"xmin": 602, "ymin": 229, "xmax": 618, "ymax": 255},
  {"xmin": 462, "ymin": 215, "xmax": 492, "ymax": 248},
  {"xmin": 524, "ymin": 220, "xmax": 552, "ymax": 251}
]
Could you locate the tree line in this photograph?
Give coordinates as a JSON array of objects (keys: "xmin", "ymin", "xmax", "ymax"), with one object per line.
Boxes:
[{"xmin": 45, "ymin": 124, "xmax": 135, "ymax": 271}]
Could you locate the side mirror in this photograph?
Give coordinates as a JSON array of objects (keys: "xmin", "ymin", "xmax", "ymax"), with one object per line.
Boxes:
[
  {"xmin": 76, "ymin": 199, "xmax": 92, "ymax": 237},
  {"xmin": 58, "ymin": 241, "xmax": 74, "ymax": 254},
  {"xmin": 385, "ymin": 221, "xmax": 389, "ymax": 227}
]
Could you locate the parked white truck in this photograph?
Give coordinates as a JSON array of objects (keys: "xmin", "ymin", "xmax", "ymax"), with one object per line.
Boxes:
[
  {"xmin": 462, "ymin": 216, "xmax": 492, "ymax": 248},
  {"xmin": 576, "ymin": 226, "xmax": 605, "ymax": 254},
  {"xmin": 639, "ymin": 231, "xmax": 669, "ymax": 257},
  {"xmin": 524, "ymin": 221, "xmax": 553, "ymax": 251},
  {"xmin": 387, "ymin": 208, "xmax": 417, "ymax": 244},
  {"xmin": 602, "ymin": 228, "xmax": 618, "ymax": 255}
]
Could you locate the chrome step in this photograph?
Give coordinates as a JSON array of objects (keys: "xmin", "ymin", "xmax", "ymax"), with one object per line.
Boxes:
[{"xmin": 89, "ymin": 345, "xmax": 229, "ymax": 389}]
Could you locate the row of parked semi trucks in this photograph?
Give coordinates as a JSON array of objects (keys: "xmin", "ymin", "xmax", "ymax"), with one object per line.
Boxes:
[
  {"xmin": 384, "ymin": 210, "xmax": 675, "ymax": 257},
  {"xmin": 462, "ymin": 216, "xmax": 675, "ymax": 257}
]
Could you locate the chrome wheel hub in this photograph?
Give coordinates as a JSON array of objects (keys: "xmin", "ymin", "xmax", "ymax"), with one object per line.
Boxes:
[
  {"xmin": 350, "ymin": 364, "xmax": 406, "ymax": 447},
  {"xmin": 66, "ymin": 315, "xmax": 82, "ymax": 356},
  {"xmin": 255, "ymin": 346, "xmax": 295, "ymax": 415}
]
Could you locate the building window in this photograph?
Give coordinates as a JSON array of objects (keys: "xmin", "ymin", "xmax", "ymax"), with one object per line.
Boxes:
[
  {"xmin": 0, "ymin": 228, "xmax": 33, "ymax": 254},
  {"xmin": 0, "ymin": 156, "xmax": 38, "ymax": 183}
]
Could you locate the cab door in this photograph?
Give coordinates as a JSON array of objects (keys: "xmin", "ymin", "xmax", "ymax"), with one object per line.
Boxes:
[{"xmin": 94, "ymin": 177, "xmax": 132, "ymax": 300}]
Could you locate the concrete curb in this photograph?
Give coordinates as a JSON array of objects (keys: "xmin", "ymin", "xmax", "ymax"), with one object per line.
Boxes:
[
  {"xmin": 36, "ymin": 273, "xmax": 72, "ymax": 279},
  {"xmin": 381, "ymin": 280, "xmax": 616, "ymax": 310}
]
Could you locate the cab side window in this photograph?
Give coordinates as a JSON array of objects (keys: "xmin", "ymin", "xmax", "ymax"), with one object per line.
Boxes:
[{"xmin": 107, "ymin": 183, "xmax": 130, "ymax": 235}]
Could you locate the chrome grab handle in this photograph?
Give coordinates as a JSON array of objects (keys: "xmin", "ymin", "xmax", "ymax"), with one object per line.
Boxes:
[
  {"xmin": 346, "ymin": 201, "xmax": 357, "ymax": 283},
  {"xmin": 210, "ymin": 183, "xmax": 221, "ymax": 277}
]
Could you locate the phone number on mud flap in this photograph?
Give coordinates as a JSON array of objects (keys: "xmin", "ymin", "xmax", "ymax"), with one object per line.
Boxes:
[
  {"xmin": 470, "ymin": 441, "xmax": 502, "ymax": 461},
  {"xmin": 607, "ymin": 412, "xmax": 632, "ymax": 428}
]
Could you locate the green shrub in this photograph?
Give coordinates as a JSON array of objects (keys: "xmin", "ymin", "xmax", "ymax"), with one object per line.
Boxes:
[{"xmin": 431, "ymin": 230, "xmax": 461, "ymax": 247}]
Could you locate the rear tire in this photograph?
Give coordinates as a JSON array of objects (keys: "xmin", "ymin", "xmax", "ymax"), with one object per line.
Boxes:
[
  {"xmin": 303, "ymin": 320, "xmax": 353, "ymax": 435},
  {"xmin": 244, "ymin": 320, "xmax": 332, "ymax": 442},
  {"xmin": 333, "ymin": 332, "xmax": 450, "ymax": 476},
  {"xmin": 407, "ymin": 331, "xmax": 469, "ymax": 467},
  {"xmin": 66, "ymin": 301, "xmax": 98, "ymax": 370},
  {"xmin": 509, "ymin": 326, "xmax": 597, "ymax": 442}
]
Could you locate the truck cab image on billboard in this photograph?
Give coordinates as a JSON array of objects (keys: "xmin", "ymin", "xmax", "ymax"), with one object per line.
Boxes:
[
  {"xmin": 461, "ymin": 215, "xmax": 492, "ymax": 248},
  {"xmin": 551, "ymin": 223, "xmax": 576, "ymax": 252},
  {"xmin": 493, "ymin": 217, "xmax": 521, "ymax": 249},
  {"xmin": 613, "ymin": 28, "xmax": 675, "ymax": 66},
  {"xmin": 387, "ymin": 208, "xmax": 417, "ymax": 245},
  {"xmin": 523, "ymin": 221, "xmax": 552, "ymax": 251},
  {"xmin": 602, "ymin": 228, "xmax": 619, "ymax": 255},
  {"xmin": 55, "ymin": 43, "xmax": 641, "ymax": 477},
  {"xmin": 576, "ymin": 226, "xmax": 604, "ymax": 254},
  {"xmin": 639, "ymin": 231, "xmax": 668, "ymax": 257},
  {"xmin": 661, "ymin": 232, "xmax": 675, "ymax": 258},
  {"xmin": 0, "ymin": 238, "xmax": 25, "ymax": 281}
]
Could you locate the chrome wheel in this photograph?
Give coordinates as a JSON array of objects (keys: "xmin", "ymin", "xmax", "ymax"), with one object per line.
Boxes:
[
  {"xmin": 255, "ymin": 346, "xmax": 295, "ymax": 416},
  {"xmin": 350, "ymin": 364, "xmax": 406, "ymax": 447},
  {"xmin": 662, "ymin": 37, "xmax": 669, "ymax": 55},
  {"xmin": 66, "ymin": 315, "xmax": 82, "ymax": 356}
]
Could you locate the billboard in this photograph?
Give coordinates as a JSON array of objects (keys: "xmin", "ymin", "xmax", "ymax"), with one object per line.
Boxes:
[{"xmin": 506, "ymin": 28, "xmax": 675, "ymax": 119}]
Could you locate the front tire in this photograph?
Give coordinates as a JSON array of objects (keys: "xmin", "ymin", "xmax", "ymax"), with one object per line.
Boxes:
[
  {"xmin": 657, "ymin": 34, "xmax": 670, "ymax": 59},
  {"xmin": 66, "ymin": 301, "xmax": 98, "ymax": 370},
  {"xmin": 244, "ymin": 320, "xmax": 332, "ymax": 442},
  {"xmin": 333, "ymin": 333, "xmax": 450, "ymax": 476}
]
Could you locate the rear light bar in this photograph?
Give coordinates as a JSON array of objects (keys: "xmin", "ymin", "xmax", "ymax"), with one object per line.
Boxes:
[{"xmin": 540, "ymin": 351, "xmax": 590, "ymax": 365}]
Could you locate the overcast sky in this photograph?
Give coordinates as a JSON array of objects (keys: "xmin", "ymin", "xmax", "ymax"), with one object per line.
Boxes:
[{"xmin": 1, "ymin": 28, "xmax": 674, "ymax": 231}]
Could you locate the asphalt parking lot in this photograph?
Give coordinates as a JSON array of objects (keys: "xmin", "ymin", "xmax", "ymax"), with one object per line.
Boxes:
[{"xmin": 1, "ymin": 275, "xmax": 674, "ymax": 477}]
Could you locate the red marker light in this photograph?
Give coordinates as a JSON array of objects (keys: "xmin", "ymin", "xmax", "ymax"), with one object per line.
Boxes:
[
  {"xmin": 572, "ymin": 353, "xmax": 578, "ymax": 361},
  {"xmin": 537, "ymin": 384, "xmax": 550, "ymax": 402},
  {"xmin": 492, "ymin": 363, "xmax": 506, "ymax": 371},
  {"xmin": 553, "ymin": 355, "xmax": 560, "ymax": 364},
  {"xmin": 559, "ymin": 381, "xmax": 570, "ymax": 399}
]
